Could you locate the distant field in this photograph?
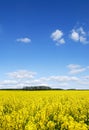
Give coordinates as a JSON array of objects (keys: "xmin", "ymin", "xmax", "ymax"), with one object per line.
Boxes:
[{"xmin": 0, "ymin": 90, "xmax": 89, "ymax": 130}]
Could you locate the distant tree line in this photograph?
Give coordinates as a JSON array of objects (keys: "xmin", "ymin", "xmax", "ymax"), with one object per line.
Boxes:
[
  {"xmin": 22, "ymin": 86, "xmax": 64, "ymax": 90},
  {"xmin": 0, "ymin": 86, "xmax": 78, "ymax": 90},
  {"xmin": 23, "ymin": 86, "xmax": 52, "ymax": 90}
]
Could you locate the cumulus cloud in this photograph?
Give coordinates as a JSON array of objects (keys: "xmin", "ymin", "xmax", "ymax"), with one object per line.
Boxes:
[
  {"xmin": 51, "ymin": 29, "xmax": 63, "ymax": 40},
  {"xmin": 50, "ymin": 83, "xmax": 69, "ymax": 88},
  {"xmin": 0, "ymin": 72, "xmax": 79, "ymax": 89},
  {"xmin": 67, "ymin": 64, "xmax": 86, "ymax": 74},
  {"xmin": 0, "ymin": 80, "xmax": 17, "ymax": 85},
  {"xmin": 70, "ymin": 68, "xmax": 86, "ymax": 75},
  {"xmin": 77, "ymin": 76, "xmax": 89, "ymax": 85},
  {"xmin": 0, "ymin": 70, "xmax": 37, "ymax": 88},
  {"xmin": 51, "ymin": 29, "xmax": 65, "ymax": 45},
  {"xmin": 78, "ymin": 81, "xmax": 89, "ymax": 85},
  {"xmin": 16, "ymin": 37, "xmax": 31, "ymax": 43},
  {"xmin": 70, "ymin": 27, "xmax": 89, "ymax": 44},
  {"xmin": 70, "ymin": 29, "xmax": 79, "ymax": 41},
  {"xmin": 82, "ymin": 76, "xmax": 89, "ymax": 80},
  {"xmin": 20, "ymin": 75, "xmax": 79, "ymax": 88},
  {"xmin": 24, "ymin": 79, "xmax": 49, "ymax": 87},
  {"xmin": 0, "ymin": 80, "xmax": 18, "ymax": 89},
  {"xmin": 67, "ymin": 64, "xmax": 81, "ymax": 69},
  {"xmin": 30, "ymin": 76, "xmax": 79, "ymax": 83},
  {"xmin": 0, "ymin": 64, "xmax": 89, "ymax": 89},
  {"xmin": 7, "ymin": 70, "xmax": 36, "ymax": 79},
  {"xmin": 49, "ymin": 76, "xmax": 79, "ymax": 82}
]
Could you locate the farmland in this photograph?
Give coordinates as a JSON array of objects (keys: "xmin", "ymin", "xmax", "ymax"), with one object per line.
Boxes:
[{"xmin": 0, "ymin": 90, "xmax": 89, "ymax": 130}]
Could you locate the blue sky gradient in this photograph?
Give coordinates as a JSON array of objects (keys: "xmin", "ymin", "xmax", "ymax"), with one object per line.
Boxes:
[{"xmin": 0, "ymin": 0, "xmax": 89, "ymax": 89}]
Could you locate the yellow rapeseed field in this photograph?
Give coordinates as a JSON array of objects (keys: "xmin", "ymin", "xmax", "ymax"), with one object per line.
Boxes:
[{"xmin": 0, "ymin": 90, "xmax": 89, "ymax": 130}]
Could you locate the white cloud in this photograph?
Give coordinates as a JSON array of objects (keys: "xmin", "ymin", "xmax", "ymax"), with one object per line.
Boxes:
[
  {"xmin": 0, "ymin": 80, "xmax": 17, "ymax": 85},
  {"xmin": 51, "ymin": 29, "xmax": 63, "ymax": 41},
  {"xmin": 19, "ymin": 75, "xmax": 79, "ymax": 88},
  {"xmin": 80, "ymin": 36, "xmax": 87, "ymax": 43},
  {"xmin": 59, "ymin": 38, "xmax": 65, "ymax": 44},
  {"xmin": 67, "ymin": 64, "xmax": 86, "ymax": 74},
  {"xmin": 31, "ymin": 76, "xmax": 79, "ymax": 83},
  {"xmin": 77, "ymin": 76, "xmax": 89, "ymax": 85},
  {"xmin": 82, "ymin": 76, "xmax": 89, "ymax": 80},
  {"xmin": 7, "ymin": 70, "xmax": 36, "ymax": 79},
  {"xmin": 69, "ymin": 68, "xmax": 86, "ymax": 75},
  {"xmin": 0, "ymin": 80, "xmax": 18, "ymax": 89},
  {"xmin": 0, "ymin": 64, "xmax": 89, "ymax": 89},
  {"xmin": 49, "ymin": 75, "xmax": 79, "ymax": 82},
  {"xmin": 56, "ymin": 38, "xmax": 65, "ymax": 46},
  {"xmin": 70, "ymin": 27, "xmax": 89, "ymax": 44},
  {"xmin": 16, "ymin": 37, "xmax": 31, "ymax": 43},
  {"xmin": 78, "ymin": 81, "xmax": 89, "ymax": 85},
  {"xmin": 51, "ymin": 29, "xmax": 65, "ymax": 45},
  {"xmin": 67, "ymin": 64, "xmax": 81, "ymax": 69},
  {"xmin": 78, "ymin": 27, "xmax": 86, "ymax": 35},
  {"xmin": 25, "ymin": 79, "xmax": 49, "ymax": 87},
  {"xmin": 50, "ymin": 83, "xmax": 69, "ymax": 88},
  {"xmin": 0, "ymin": 73, "xmax": 79, "ymax": 89},
  {"xmin": 70, "ymin": 29, "xmax": 79, "ymax": 41}
]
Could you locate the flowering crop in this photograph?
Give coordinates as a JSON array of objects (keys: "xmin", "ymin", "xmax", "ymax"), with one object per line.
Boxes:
[{"xmin": 0, "ymin": 90, "xmax": 89, "ymax": 130}]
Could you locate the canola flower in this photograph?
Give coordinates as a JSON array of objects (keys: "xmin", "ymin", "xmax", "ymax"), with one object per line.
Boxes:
[{"xmin": 0, "ymin": 90, "xmax": 89, "ymax": 130}]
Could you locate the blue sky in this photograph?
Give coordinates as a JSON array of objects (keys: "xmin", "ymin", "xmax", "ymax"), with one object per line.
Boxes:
[{"xmin": 0, "ymin": 0, "xmax": 89, "ymax": 89}]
